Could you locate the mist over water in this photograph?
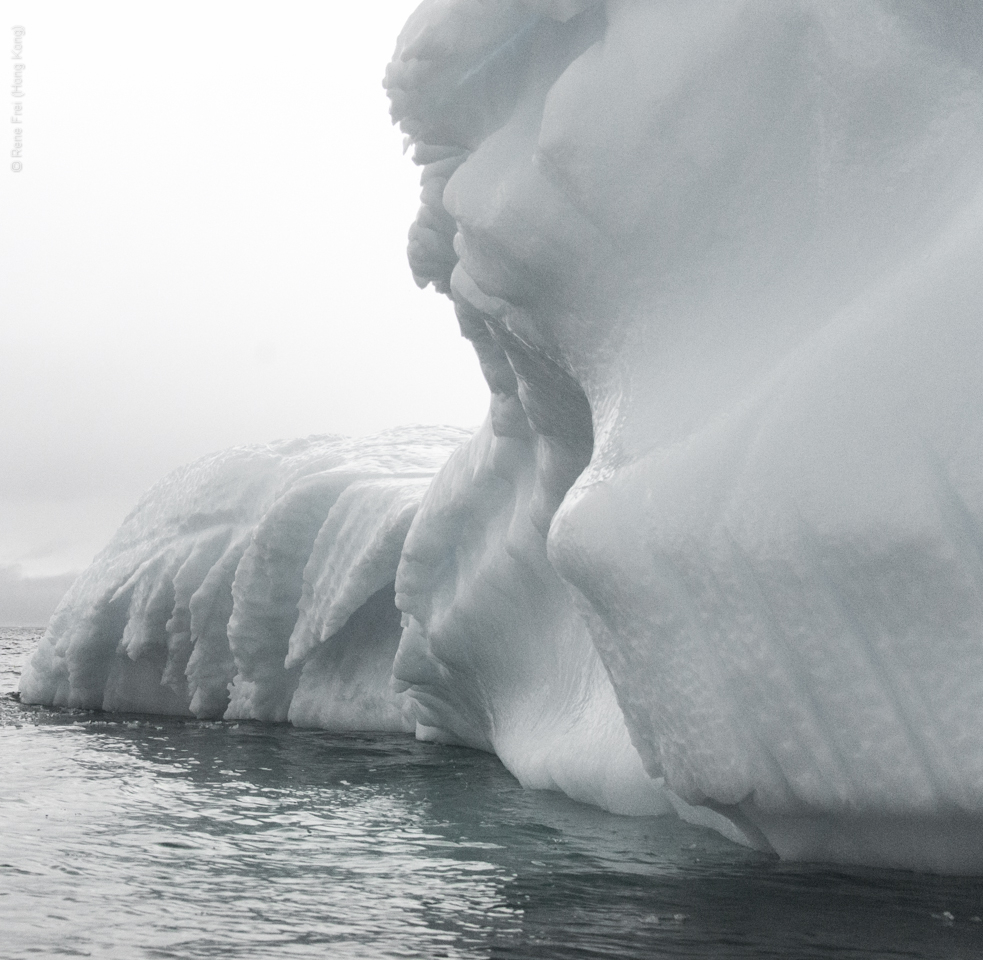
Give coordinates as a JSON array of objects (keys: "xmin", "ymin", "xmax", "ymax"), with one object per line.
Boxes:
[{"xmin": 2, "ymin": 629, "xmax": 982, "ymax": 959}]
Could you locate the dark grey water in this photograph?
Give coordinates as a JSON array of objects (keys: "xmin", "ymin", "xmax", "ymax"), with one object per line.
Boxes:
[{"xmin": 3, "ymin": 628, "xmax": 983, "ymax": 959}]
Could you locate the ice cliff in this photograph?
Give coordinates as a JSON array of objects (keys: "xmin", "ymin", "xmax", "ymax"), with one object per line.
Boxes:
[
  {"xmin": 384, "ymin": 0, "xmax": 983, "ymax": 870},
  {"xmin": 21, "ymin": 0, "xmax": 983, "ymax": 871}
]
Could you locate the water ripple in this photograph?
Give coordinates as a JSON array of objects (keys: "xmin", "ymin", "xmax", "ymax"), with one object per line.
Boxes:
[{"xmin": 4, "ymin": 629, "xmax": 983, "ymax": 958}]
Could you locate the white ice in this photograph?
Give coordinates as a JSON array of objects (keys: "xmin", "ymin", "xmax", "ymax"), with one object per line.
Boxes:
[
  {"xmin": 20, "ymin": 429, "xmax": 466, "ymax": 731},
  {"xmin": 383, "ymin": 0, "xmax": 983, "ymax": 871},
  {"xmin": 22, "ymin": 0, "xmax": 983, "ymax": 872}
]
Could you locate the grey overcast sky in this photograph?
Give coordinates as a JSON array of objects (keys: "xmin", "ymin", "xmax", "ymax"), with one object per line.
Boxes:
[{"xmin": 0, "ymin": 0, "xmax": 487, "ymax": 604}]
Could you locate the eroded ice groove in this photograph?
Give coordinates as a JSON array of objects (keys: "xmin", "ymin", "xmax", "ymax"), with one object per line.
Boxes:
[
  {"xmin": 387, "ymin": 1, "xmax": 983, "ymax": 869},
  {"xmin": 19, "ymin": 428, "xmax": 469, "ymax": 729}
]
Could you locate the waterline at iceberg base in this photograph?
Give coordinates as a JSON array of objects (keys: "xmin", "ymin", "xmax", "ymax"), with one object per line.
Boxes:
[{"xmin": 22, "ymin": 0, "xmax": 983, "ymax": 872}]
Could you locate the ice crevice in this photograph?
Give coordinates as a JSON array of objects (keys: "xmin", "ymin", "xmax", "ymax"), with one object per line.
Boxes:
[{"xmin": 20, "ymin": 0, "xmax": 983, "ymax": 871}]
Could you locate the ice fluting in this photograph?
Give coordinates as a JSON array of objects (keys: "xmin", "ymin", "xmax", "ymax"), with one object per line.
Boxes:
[{"xmin": 20, "ymin": 429, "xmax": 468, "ymax": 732}]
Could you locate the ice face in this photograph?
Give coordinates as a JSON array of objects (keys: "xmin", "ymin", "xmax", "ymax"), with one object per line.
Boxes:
[
  {"xmin": 391, "ymin": 418, "xmax": 689, "ymax": 820},
  {"xmin": 386, "ymin": 0, "xmax": 983, "ymax": 869}
]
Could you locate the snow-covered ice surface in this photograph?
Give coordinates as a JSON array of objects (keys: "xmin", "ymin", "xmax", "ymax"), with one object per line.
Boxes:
[{"xmin": 20, "ymin": 0, "xmax": 983, "ymax": 872}]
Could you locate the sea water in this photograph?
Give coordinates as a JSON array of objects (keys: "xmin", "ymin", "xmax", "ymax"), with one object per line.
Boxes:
[{"xmin": 2, "ymin": 628, "xmax": 982, "ymax": 959}]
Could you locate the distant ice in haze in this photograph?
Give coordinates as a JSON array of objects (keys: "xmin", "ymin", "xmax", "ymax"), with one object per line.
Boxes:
[{"xmin": 21, "ymin": 1, "xmax": 983, "ymax": 872}]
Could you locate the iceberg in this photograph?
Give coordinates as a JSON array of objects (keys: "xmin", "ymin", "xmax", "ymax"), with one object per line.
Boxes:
[
  {"xmin": 20, "ymin": 429, "xmax": 467, "ymax": 730},
  {"xmin": 20, "ymin": 423, "xmax": 700, "ymax": 828},
  {"xmin": 383, "ymin": 0, "xmax": 983, "ymax": 870},
  {"xmin": 21, "ymin": 0, "xmax": 983, "ymax": 871}
]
